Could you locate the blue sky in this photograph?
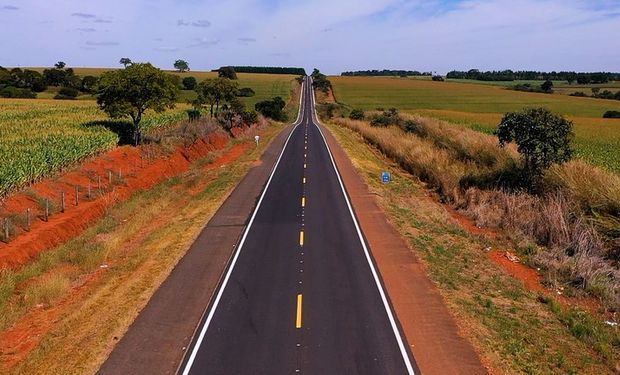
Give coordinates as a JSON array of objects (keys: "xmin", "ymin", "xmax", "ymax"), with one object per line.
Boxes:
[{"xmin": 1, "ymin": 0, "xmax": 619, "ymax": 74}]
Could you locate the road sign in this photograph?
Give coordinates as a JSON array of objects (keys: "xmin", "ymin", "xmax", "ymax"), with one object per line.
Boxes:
[{"xmin": 382, "ymin": 171, "xmax": 391, "ymax": 183}]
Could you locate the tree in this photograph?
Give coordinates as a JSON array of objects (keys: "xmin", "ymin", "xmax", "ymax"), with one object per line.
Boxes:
[
  {"xmin": 540, "ymin": 79, "xmax": 553, "ymax": 93},
  {"xmin": 96, "ymin": 63, "xmax": 178, "ymax": 145},
  {"xmin": 194, "ymin": 77, "xmax": 239, "ymax": 117},
  {"xmin": 236, "ymin": 87, "xmax": 255, "ymax": 97},
  {"xmin": 182, "ymin": 76, "xmax": 197, "ymax": 90},
  {"xmin": 119, "ymin": 57, "xmax": 132, "ymax": 68},
  {"xmin": 81, "ymin": 75, "xmax": 98, "ymax": 92},
  {"xmin": 54, "ymin": 87, "xmax": 79, "ymax": 100},
  {"xmin": 174, "ymin": 59, "xmax": 190, "ymax": 73},
  {"xmin": 218, "ymin": 66, "xmax": 238, "ymax": 80},
  {"xmin": 255, "ymin": 97, "xmax": 287, "ymax": 121},
  {"xmin": 54, "ymin": 61, "xmax": 66, "ymax": 69},
  {"xmin": 496, "ymin": 108, "xmax": 573, "ymax": 189}
]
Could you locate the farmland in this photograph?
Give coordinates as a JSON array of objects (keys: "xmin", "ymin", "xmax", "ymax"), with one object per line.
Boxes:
[
  {"xmin": 330, "ymin": 76, "xmax": 620, "ymax": 173},
  {"xmin": 0, "ymin": 71, "xmax": 298, "ymax": 197},
  {"xmin": 0, "ymin": 99, "xmax": 187, "ymax": 196}
]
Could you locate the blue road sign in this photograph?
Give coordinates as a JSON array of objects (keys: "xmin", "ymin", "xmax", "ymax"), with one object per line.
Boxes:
[{"xmin": 382, "ymin": 171, "xmax": 391, "ymax": 183}]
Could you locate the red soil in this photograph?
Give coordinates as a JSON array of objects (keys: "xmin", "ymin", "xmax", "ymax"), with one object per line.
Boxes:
[
  {"xmin": 0, "ymin": 132, "xmax": 231, "ymax": 270},
  {"xmin": 0, "ymin": 135, "xmax": 254, "ymax": 369},
  {"xmin": 446, "ymin": 208, "xmax": 603, "ymax": 314}
]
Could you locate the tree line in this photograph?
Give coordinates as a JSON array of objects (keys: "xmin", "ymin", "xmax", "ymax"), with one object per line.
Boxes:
[
  {"xmin": 214, "ymin": 66, "xmax": 306, "ymax": 75},
  {"xmin": 446, "ymin": 69, "xmax": 619, "ymax": 83},
  {"xmin": 341, "ymin": 70, "xmax": 431, "ymax": 77}
]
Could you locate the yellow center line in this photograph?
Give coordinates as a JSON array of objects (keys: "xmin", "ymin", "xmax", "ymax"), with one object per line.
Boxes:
[
  {"xmin": 301, "ymin": 197, "xmax": 306, "ymax": 207},
  {"xmin": 299, "ymin": 230, "xmax": 304, "ymax": 246},
  {"xmin": 296, "ymin": 294, "xmax": 303, "ymax": 329}
]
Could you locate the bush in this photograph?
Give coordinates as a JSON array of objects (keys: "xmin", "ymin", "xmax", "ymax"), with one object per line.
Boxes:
[
  {"xmin": 0, "ymin": 86, "xmax": 36, "ymax": 98},
  {"xmin": 317, "ymin": 103, "xmax": 340, "ymax": 119},
  {"xmin": 497, "ymin": 108, "xmax": 573, "ymax": 189},
  {"xmin": 182, "ymin": 76, "xmax": 198, "ymax": 90},
  {"xmin": 370, "ymin": 108, "xmax": 401, "ymax": 127},
  {"xmin": 81, "ymin": 76, "xmax": 98, "ymax": 93},
  {"xmin": 218, "ymin": 66, "xmax": 238, "ymax": 80},
  {"xmin": 54, "ymin": 86, "xmax": 79, "ymax": 100},
  {"xmin": 603, "ymin": 111, "xmax": 620, "ymax": 119},
  {"xmin": 255, "ymin": 97, "xmax": 287, "ymax": 121},
  {"xmin": 432, "ymin": 75, "xmax": 445, "ymax": 82},
  {"xmin": 186, "ymin": 109, "xmax": 201, "ymax": 121},
  {"xmin": 241, "ymin": 110, "xmax": 258, "ymax": 124},
  {"xmin": 570, "ymin": 92, "xmax": 587, "ymax": 97},
  {"xmin": 349, "ymin": 109, "xmax": 365, "ymax": 120},
  {"xmin": 236, "ymin": 87, "xmax": 255, "ymax": 97}
]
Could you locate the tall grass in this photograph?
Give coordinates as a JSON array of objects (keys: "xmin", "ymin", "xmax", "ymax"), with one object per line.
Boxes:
[{"xmin": 333, "ymin": 115, "xmax": 620, "ymax": 307}]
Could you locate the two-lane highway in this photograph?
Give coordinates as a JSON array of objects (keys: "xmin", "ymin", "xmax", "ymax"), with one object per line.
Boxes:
[{"xmin": 180, "ymin": 77, "xmax": 416, "ymax": 374}]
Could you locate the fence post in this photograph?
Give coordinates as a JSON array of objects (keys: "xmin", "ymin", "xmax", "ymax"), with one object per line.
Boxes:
[
  {"xmin": 119, "ymin": 168, "xmax": 122, "ymax": 180},
  {"xmin": 108, "ymin": 170, "xmax": 112, "ymax": 185},
  {"xmin": 45, "ymin": 199, "xmax": 49, "ymax": 222},
  {"xmin": 26, "ymin": 208, "xmax": 31, "ymax": 231},
  {"xmin": 61, "ymin": 191, "xmax": 65, "ymax": 213},
  {"xmin": 4, "ymin": 218, "xmax": 9, "ymax": 242},
  {"xmin": 75, "ymin": 185, "xmax": 79, "ymax": 206}
]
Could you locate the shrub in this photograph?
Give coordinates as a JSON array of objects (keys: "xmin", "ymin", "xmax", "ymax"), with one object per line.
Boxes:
[
  {"xmin": 81, "ymin": 76, "xmax": 98, "ymax": 93},
  {"xmin": 255, "ymin": 96, "xmax": 287, "ymax": 121},
  {"xmin": 0, "ymin": 86, "xmax": 36, "ymax": 98},
  {"xmin": 186, "ymin": 109, "xmax": 201, "ymax": 121},
  {"xmin": 182, "ymin": 76, "xmax": 198, "ymax": 90},
  {"xmin": 317, "ymin": 103, "xmax": 339, "ymax": 119},
  {"xmin": 218, "ymin": 66, "xmax": 238, "ymax": 80},
  {"xmin": 349, "ymin": 109, "xmax": 365, "ymax": 120},
  {"xmin": 241, "ymin": 110, "xmax": 258, "ymax": 124},
  {"xmin": 603, "ymin": 111, "xmax": 620, "ymax": 119},
  {"xmin": 432, "ymin": 75, "xmax": 445, "ymax": 82},
  {"xmin": 570, "ymin": 92, "xmax": 587, "ymax": 97},
  {"xmin": 496, "ymin": 108, "xmax": 573, "ymax": 190},
  {"xmin": 370, "ymin": 108, "xmax": 401, "ymax": 127},
  {"xmin": 236, "ymin": 87, "xmax": 256, "ymax": 97},
  {"xmin": 54, "ymin": 86, "xmax": 79, "ymax": 100}
]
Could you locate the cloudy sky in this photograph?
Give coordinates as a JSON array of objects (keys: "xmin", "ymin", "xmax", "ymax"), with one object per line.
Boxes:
[{"xmin": 1, "ymin": 0, "xmax": 619, "ymax": 74}]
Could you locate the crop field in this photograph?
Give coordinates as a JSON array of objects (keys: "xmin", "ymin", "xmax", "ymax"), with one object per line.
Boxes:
[
  {"xmin": 330, "ymin": 76, "xmax": 620, "ymax": 173},
  {"xmin": 0, "ymin": 99, "xmax": 186, "ymax": 196}
]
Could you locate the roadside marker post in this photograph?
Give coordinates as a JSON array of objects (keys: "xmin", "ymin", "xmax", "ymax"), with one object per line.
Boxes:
[
  {"xmin": 382, "ymin": 171, "xmax": 391, "ymax": 184},
  {"xmin": 254, "ymin": 135, "xmax": 260, "ymax": 147}
]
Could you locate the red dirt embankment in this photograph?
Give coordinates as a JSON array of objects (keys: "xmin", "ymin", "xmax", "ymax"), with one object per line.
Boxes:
[{"xmin": 0, "ymin": 132, "xmax": 231, "ymax": 270}]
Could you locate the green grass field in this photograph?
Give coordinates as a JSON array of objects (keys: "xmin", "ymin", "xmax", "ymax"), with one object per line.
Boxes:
[{"xmin": 330, "ymin": 76, "xmax": 620, "ymax": 173}]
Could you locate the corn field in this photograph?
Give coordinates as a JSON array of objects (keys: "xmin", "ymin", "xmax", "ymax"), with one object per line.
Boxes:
[{"xmin": 0, "ymin": 99, "xmax": 186, "ymax": 197}]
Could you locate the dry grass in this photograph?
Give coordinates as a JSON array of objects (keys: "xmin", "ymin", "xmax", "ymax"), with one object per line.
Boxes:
[{"xmin": 332, "ymin": 114, "xmax": 620, "ymax": 307}]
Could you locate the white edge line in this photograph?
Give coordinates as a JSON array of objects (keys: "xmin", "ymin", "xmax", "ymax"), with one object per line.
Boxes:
[
  {"xmin": 181, "ymin": 79, "xmax": 306, "ymax": 375},
  {"xmin": 309, "ymin": 78, "xmax": 416, "ymax": 375}
]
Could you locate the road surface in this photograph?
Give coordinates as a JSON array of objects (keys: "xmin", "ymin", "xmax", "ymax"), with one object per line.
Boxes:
[{"xmin": 180, "ymin": 77, "xmax": 417, "ymax": 374}]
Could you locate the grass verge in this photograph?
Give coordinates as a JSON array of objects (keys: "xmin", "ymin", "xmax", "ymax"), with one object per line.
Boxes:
[{"xmin": 324, "ymin": 120, "xmax": 620, "ymax": 374}]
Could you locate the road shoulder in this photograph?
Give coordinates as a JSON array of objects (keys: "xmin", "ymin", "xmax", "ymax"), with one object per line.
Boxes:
[
  {"xmin": 318, "ymin": 122, "xmax": 488, "ymax": 375},
  {"xmin": 98, "ymin": 123, "xmax": 293, "ymax": 375}
]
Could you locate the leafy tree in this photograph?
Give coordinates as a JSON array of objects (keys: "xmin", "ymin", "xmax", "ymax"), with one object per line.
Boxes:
[
  {"xmin": 220, "ymin": 98, "xmax": 245, "ymax": 134},
  {"xmin": 255, "ymin": 96, "xmax": 287, "ymax": 121},
  {"xmin": 54, "ymin": 61, "xmax": 66, "ymax": 69},
  {"xmin": 349, "ymin": 109, "xmax": 365, "ymax": 120},
  {"xmin": 174, "ymin": 59, "xmax": 190, "ymax": 73},
  {"xmin": 311, "ymin": 68, "xmax": 331, "ymax": 93},
  {"xmin": 496, "ymin": 108, "xmax": 573, "ymax": 189},
  {"xmin": 96, "ymin": 63, "xmax": 178, "ymax": 145},
  {"xmin": 119, "ymin": 57, "xmax": 132, "ymax": 68},
  {"xmin": 540, "ymin": 79, "xmax": 553, "ymax": 93},
  {"xmin": 81, "ymin": 75, "xmax": 98, "ymax": 92},
  {"xmin": 182, "ymin": 76, "xmax": 198, "ymax": 90},
  {"xmin": 241, "ymin": 110, "xmax": 258, "ymax": 124},
  {"xmin": 194, "ymin": 77, "xmax": 239, "ymax": 117},
  {"xmin": 218, "ymin": 66, "xmax": 238, "ymax": 80}
]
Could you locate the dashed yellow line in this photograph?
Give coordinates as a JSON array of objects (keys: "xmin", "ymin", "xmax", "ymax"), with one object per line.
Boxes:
[
  {"xmin": 296, "ymin": 294, "xmax": 303, "ymax": 328},
  {"xmin": 301, "ymin": 197, "xmax": 306, "ymax": 207},
  {"xmin": 299, "ymin": 230, "xmax": 304, "ymax": 246}
]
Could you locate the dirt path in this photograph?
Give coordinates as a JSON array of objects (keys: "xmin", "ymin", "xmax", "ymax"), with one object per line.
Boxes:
[{"xmin": 319, "ymin": 123, "xmax": 488, "ymax": 375}]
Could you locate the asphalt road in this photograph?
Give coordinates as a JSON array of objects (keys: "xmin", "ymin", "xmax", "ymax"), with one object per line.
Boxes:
[{"xmin": 180, "ymin": 77, "xmax": 417, "ymax": 374}]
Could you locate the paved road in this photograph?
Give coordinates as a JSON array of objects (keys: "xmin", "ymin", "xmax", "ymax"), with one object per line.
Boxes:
[{"xmin": 180, "ymin": 77, "xmax": 417, "ymax": 374}]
